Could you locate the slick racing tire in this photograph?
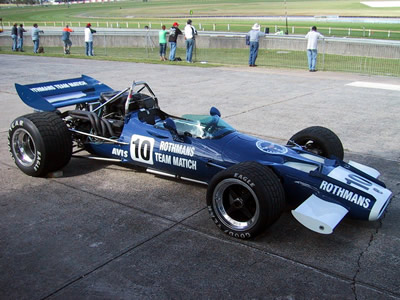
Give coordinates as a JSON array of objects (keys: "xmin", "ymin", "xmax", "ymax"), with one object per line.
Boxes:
[
  {"xmin": 207, "ymin": 162, "xmax": 285, "ymax": 239},
  {"xmin": 288, "ymin": 126, "xmax": 344, "ymax": 160},
  {"xmin": 8, "ymin": 112, "xmax": 72, "ymax": 177}
]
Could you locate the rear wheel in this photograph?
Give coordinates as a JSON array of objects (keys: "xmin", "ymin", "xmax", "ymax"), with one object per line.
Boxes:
[
  {"xmin": 207, "ymin": 162, "xmax": 285, "ymax": 239},
  {"xmin": 8, "ymin": 112, "xmax": 72, "ymax": 177},
  {"xmin": 288, "ymin": 126, "xmax": 344, "ymax": 160}
]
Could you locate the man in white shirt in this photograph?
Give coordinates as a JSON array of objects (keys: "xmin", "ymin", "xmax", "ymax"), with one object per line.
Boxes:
[
  {"xmin": 305, "ymin": 26, "xmax": 324, "ymax": 72},
  {"xmin": 184, "ymin": 19, "xmax": 197, "ymax": 63},
  {"xmin": 84, "ymin": 23, "xmax": 96, "ymax": 56}
]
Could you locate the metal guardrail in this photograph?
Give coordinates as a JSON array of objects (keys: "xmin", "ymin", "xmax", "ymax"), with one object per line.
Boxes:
[{"xmin": 0, "ymin": 29, "xmax": 399, "ymax": 76}]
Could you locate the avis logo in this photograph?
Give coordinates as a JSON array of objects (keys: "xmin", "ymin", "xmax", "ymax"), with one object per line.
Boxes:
[{"xmin": 112, "ymin": 148, "xmax": 128, "ymax": 158}]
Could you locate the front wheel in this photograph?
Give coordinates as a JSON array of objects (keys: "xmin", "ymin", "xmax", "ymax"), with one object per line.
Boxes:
[
  {"xmin": 206, "ymin": 162, "xmax": 285, "ymax": 239},
  {"xmin": 8, "ymin": 112, "xmax": 72, "ymax": 177},
  {"xmin": 288, "ymin": 126, "xmax": 344, "ymax": 160}
]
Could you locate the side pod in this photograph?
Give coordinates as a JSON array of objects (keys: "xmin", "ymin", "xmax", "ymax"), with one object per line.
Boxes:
[{"xmin": 291, "ymin": 195, "xmax": 348, "ymax": 234}]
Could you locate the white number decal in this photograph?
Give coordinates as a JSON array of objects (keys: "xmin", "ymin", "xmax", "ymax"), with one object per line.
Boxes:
[{"xmin": 130, "ymin": 135, "xmax": 154, "ymax": 165}]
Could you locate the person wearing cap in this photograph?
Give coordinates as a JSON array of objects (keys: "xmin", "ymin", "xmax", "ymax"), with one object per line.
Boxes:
[
  {"xmin": 184, "ymin": 19, "xmax": 197, "ymax": 63},
  {"xmin": 168, "ymin": 22, "xmax": 182, "ymax": 61},
  {"xmin": 246, "ymin": 23, "xmax": 265, "ymax": 67},
  {"xmin": 84, "ymin": 23, "xmax": 96, "ymax": 56},
  {"xmin": 62, "ymin": 24, "xmax": 74, "ymax": 54},
  {"xmin": 305, "ymin": 26, "xmax": 324, "ymax": 72}
]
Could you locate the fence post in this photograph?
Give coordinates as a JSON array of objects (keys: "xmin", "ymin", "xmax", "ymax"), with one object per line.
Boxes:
[
  {"xmin": 138, "ymin": 22, "xmax": 140, "ymax": 29},
  {"xmin": 321, "ymin": 39, "xmax": 325, "ymax": 71},
  {"xmin": 228, "ymin": 24, "xmax": 230, "ymax": 31},
  {"xmin": 126, "ymin": 22, "xmax": 128, "ymax": 28},
  {"xmin": 97, "ymin": 22, "xmax": 99, "ymax": 27},
  {"xmin": 213, "ymin": 24, "xmax": 216, "ymax": 31},
  {"xmin": 348, "ymin": 28, "xmax": 351, "ymax": 36},
  {"xmin": 107, "ymin": 22, "xmax": 109, "ymax": 28},
  {"xmin": 329, "ymin": 28, "xmax": 331, "ymax": 35},
  {"xmin": 104, "ymin": 34, "xmax": 107, "ymax": 56},
  {"xmin": 388, "ymin": 30, "xmax": 391, "ymax": 38},
  {"xmin": 199, "ymin": 23, "xmax": 202, "ymax": 30},
  {"xmin": 292, "ymin": 26, "xmax": 294, "ymax": 34}
]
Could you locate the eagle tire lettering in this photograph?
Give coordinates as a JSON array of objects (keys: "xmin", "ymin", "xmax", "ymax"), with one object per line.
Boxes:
[{"xmin": 207, "ymin": 206, "xmax": 251, "ymax": 239}]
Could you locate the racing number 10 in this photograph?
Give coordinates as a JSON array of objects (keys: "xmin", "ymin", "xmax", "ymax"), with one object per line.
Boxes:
[{"xmin": 130, "ymin": 135, "xmax": 154, "ymax": 165}]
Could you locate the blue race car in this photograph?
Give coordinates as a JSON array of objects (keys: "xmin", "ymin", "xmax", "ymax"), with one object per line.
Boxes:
[{"xmin": 9, "ymin": 75, "xmax": 393, "ymax": 239}]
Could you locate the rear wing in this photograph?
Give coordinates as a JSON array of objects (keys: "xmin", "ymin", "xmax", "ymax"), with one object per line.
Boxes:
[{"xmin": 15, "ymin": 75, "xmax": 113, "ymax": 111}]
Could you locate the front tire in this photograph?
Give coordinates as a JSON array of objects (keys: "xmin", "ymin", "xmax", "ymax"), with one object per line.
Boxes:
[
  {"xmin": 206, "ymin": 162, "xmax": 285, "ymax": 239},
  {"xmin": 8, "ymin": 112, "xmax": 72, "ymax": 177},
  {"xmin": 288, "ymin": 126, "xmax": 344, "ymax": 160}
]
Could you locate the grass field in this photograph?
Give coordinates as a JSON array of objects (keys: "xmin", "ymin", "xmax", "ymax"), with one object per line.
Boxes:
[
  {"xmin": 1, "ymin": 0, "xmax": 399, "ymax": 40},
  {"xmin": 2, "ymin": 0, "xmax": 400, "ymax": 18},
  {"xmin": 1, "ymin": 45, "xmax": 398, "ymax": 77}
]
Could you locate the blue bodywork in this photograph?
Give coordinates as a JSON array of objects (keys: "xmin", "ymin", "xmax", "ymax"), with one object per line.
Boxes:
[{"xmin": 15, "ymin": 75, "xmax": 392, "ymax": 234}]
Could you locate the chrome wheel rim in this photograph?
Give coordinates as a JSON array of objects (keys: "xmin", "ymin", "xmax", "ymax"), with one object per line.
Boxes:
[
  {"xmin": 213, "ymin": 178, "xmax": 259, "ymax": 231},
  {"xmin": 12, "ymin": 128, "xmax": 36, "ymax": 167}
]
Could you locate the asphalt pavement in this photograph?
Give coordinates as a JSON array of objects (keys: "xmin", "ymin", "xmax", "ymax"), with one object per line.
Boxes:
[{"xmin": 0, "ymin": 54, "xmax": 399, "ymax": 300}]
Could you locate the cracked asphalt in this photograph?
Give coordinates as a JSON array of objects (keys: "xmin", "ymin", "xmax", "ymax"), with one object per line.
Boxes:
[{"xmin": 0, "ymin": 54, "xmax": 399, "ymax": 299}]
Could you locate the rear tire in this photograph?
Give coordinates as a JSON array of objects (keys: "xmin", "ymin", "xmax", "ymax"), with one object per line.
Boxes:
[
  {"xmin": 207, "ymin": 162, "xmax": 285, "ymax": 239},
  {"xmin": 288, "ymin": 126, "xmax": 344, "ymax": 160},
  {"xmin": 8, "ymin": 112, "xmax": 72, "ymax": 177}
]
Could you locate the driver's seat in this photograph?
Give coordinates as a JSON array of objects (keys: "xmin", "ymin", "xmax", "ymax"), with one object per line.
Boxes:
[{"xmin": 138, "ymin": 108, "xmax": 167, "ymax": 125}]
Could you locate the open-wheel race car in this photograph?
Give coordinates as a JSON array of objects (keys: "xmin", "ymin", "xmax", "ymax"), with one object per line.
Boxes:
[{"xmin": 9, "ymin": 75, "xmax": 393, "ymax": 239}]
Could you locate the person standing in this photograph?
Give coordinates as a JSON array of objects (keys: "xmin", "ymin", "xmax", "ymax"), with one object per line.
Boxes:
[
  {"xmin": 17, "ymin": 24, "xmax": 26, "ymax": 52},
  {"xmin": 184, "ymin": 19, "xmax": 197, "ymax": 63},
  {"xmin": 84, "ymin": 23, "xmax": 96, "ymax": 56},
  {"xmin": 246, "ymin": 23, "xmax": 265, "ymax": 67},
  {"xmin": 305, "ymin": 26, "xmax": 324, "ymax": 72},
  {"xmin": 11, "ymin": 23, "xmax": 18, "ymax": 51},
  {"xmin": 62, "ymin": 24, "xmax": 74, "ymax": 54},
  {"xmin": 168, "ymin": 22, "xmax": 182, "ymax": 61},
  {"xmin": 159, "ymin": 25, "xmax": 168, "ymax": 61},
  {"xmin": 31, "ymin": 24, "xmax": 44, "ymax": 54}
]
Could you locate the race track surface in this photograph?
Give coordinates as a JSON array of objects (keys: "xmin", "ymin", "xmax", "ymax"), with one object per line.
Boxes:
[{"xmin": 1, "ymin": 55, "xmax": 399, "ymax": 299}]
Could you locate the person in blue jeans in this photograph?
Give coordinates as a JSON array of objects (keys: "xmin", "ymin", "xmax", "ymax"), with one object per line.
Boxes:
[
  {"xmin": 246, "ymin": 23, "xmax": 265, "ymax": 67},
  {"xmin": 159, "ymin": 25, "xmax": 168, "ymax": 61},
  {"xmin": 84, "ymin": 23, "xmax": 96, "ymax": 56},
  {"xmin": 305, "ymin": 26, "xmax": 324, "ymax": 72},
  {"xmin": 11, "ymin": 23, "xmax": 18, "ymax": 51},
  {"xmin": 31, "ymin": 24, "xmax": 44, "ymax": 54},
  {"xmin": 184, "ymin": 19, "xmax": 197, "ymax": 63},
  {"xmin": 168, "ymin": 22, "xmax": 182, "ymax": 61},
  {"xmin": 17, "ymin": 24, "xmax": 26, "ymax": 52}
]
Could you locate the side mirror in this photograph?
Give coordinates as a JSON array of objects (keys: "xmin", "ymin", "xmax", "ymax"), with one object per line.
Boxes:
[
  {"xmin": 210, "ymin": 106, "xmax": 221, "ymax": 117},
  {"xmin": 164, "ymin": 118, "xmax": 184, "ymax": 142},
  {"xmin": 164, "ymin": 118, "xmax": 177, "ymax": 134}
]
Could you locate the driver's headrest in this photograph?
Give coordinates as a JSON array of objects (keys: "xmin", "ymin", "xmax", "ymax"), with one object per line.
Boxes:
[
  {"xmin": 130, "ymin": 93, "xmax": 156, "ymax": 110},
  {"xmin": 132, "ymin": 93, "xmax": 155, "ymax": 109}
]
